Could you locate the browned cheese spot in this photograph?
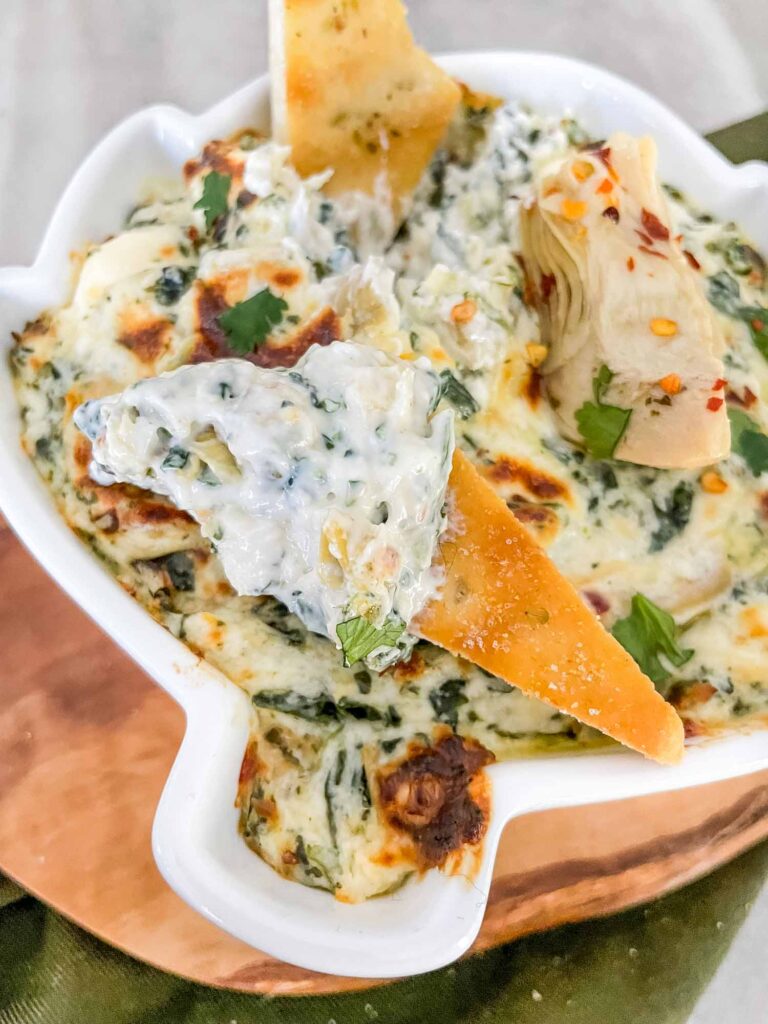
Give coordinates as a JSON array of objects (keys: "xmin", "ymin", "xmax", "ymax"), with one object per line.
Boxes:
[{"xmin": 377, "ymin": 734, "xmax": 494, "ymax": 868}]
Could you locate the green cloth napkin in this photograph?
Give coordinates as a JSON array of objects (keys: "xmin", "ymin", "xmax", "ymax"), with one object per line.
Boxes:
[
  {"xmin": 1, "ymin": 841, "xmax": 767, "ymax": 1024},
  {"xmin": 1, "ymin": 113, "xmax": 766, "ymax": 1024}
]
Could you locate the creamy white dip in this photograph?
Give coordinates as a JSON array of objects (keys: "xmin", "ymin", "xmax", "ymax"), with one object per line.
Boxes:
[{"xmin": 75, "ymin": 341, "xmax": 454, "ymax": 666}]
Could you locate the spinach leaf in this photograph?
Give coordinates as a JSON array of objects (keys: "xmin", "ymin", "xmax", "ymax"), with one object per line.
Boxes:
[
  {"xmin": 439, "ymin": 370, "xmax": 480, "ymax": 419},
  {"xmin": 252, "ymin": 689, "xmax": 339, "ymax": 724},
  {"xmin": 728, "ymin": 407, "xmax": 768, "ymax": 476},
  {"xmin": 162, "ymin": 446, "xmax": 189, "ymax": 470},
  {"xmin": 612, "ymin": 593, "xmax": 694, "ymax": 686},
  {"xmin": 219, "ymin": 288, "xmax": 289, "ymax": 354},
  {"xmin": 324, "ymin": 748, "xmax": 346, "ymax": 846},
  {"xmin": 336, "ymin": 616, "xmax": 405, "ymax": 666},
  {"xmin": 650, "ymin": 482, "xmax": 693, "ymax": 552},
  {"xmin": 706, "ymin": 274, "xmax": 768, "ymax": 362},
  {"xmin": 742, "ymin": 307, "xmax": 768, "ymax": 362},
  {"xmin": 193, "ymin": 171, "xmax": 231, "ymax": 230},
  {"xmin": 154, "ymin": 265, "xmax": 196, "ymax": 306},
  {"xmin": 337, "ymin": 697, "xmax": 383, "ymax": 722},
  {"xmin": 707, "ymin": 270, "xmax": 742, "ymax": 317},
  {"xmin": 163, "ymin": 551, "xmax": 195, "ymax": 592},
  {"xmin": 429, "ymin": 678, "xmax": 468, "ymax": 730},
  {"xmin": 575, "ymin": 365, "xmax": 632, "ymax": 460}
]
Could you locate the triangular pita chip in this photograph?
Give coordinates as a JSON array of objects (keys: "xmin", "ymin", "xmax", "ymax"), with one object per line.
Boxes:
[
  {"xmin": 415, "ymin": 451, "xmax": 685, "ymax": 764},
  {"xmin": 269, "ymin": 0, "xmax": 460, "ymax": 208}
]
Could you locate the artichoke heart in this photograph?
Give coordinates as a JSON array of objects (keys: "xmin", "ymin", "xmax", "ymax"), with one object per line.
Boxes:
[{"xmin": 520, "ymin": 133, "xmax": 730, "ymax": 469}]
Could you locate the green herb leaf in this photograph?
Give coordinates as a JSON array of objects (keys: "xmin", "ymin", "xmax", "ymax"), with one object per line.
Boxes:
[
  {"xmin": 612, "ymin": 593, "xmax": 694, "ymax": 686},
  {"xmin": 728, "ymin": 406, "xmax": 768, "ymax": 476},
  {"xmin": 219, "ymin": 288, "xmax": 289, "ymax": 354},
  {"xmin": 336, "ymin": 616, "xmax": 405, "ymax": 666},
  {"xmin": 439, "ymin": 370, "xmax": 480, "ymax": 419},
  {"xmin": 575, "ymin": 366, "xmax": 632, "ymax": 460},
  {"xmin": 592, "ymin": 363, "xmax": 614, "ymax": 404},
  {"xmin": 193, "ymin": 171, "xmax": 231, "ymax": 230}
]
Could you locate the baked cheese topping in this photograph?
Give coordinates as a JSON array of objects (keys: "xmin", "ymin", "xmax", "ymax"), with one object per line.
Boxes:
[
  {"xmin": 76, "ymin": 342, "xmax": 454, "ymax": 667},
  {"xmin": 11, "ymin": 95, "xmax": 768, "ymax": 901}
]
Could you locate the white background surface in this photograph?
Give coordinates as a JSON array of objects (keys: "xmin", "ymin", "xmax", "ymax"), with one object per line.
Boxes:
[{"xmin": 0, "ymin": 0, "xmax": 766, "ymax": 1019}]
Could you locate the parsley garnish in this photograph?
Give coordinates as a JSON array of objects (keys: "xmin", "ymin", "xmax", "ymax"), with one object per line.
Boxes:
[
  {"xmin": 336, "ymin": 616, "xmax": 405, "ymax": 667},
  {"xmin": 439, "ymin": 370, "xmax": 480, "ymax": 419},
  {"xmin": 728, "ymin": 407, "xmax": 768, "ymax": 476},
  {"xmin": 612, "ymin": 593, "xmax": 694, "ymax": 686},
  {"xmin": 575, "ymin": 365, "xmax": 632, "ymax": 460},
  {"xmin": 219, "ymin": 288, "xmax": 289, "ymax": 354},
  {"xmin": 193, "ymin": 171, "xmax": 231, "ymax": 230}
]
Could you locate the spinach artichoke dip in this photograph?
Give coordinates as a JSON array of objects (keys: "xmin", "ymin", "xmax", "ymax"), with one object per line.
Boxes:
[{"xmin": 11, "ymin": 93, "xmax": 768, "ymax": 902}]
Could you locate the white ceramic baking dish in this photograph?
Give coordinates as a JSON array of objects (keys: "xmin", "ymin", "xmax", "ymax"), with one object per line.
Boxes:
[{"xmin": 1, "ymin": 52, "xmax": 767, "ymax": 980}]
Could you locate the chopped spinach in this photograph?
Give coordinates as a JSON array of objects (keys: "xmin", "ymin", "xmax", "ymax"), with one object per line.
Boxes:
[
  {"xmin": 163, "ymin": 551, "xmax": 196, "ymax": 592},
  {"xmin": 650, "ymin": 482, "xmax": 693, "ymax": 552},
  {"xmin": 162, "ymin": 446, "xmax": 189, "ymax": 470},
  {"xmin": 337, "ymin": 697, "xmax": 383, "ymax": 722},
  {"xmin": 439, "ymin": 370, "xmax": 480, "ymax": 419},
  {"xmin": 354, "ymin": 670, "xmax": 372, "ymax": 694},
  {"xmin": 324, "ymin": 748, "xmax": 347, "ymax": 846},
  {"xmin": 729, "ymin": 407, "xmax": 768, "ymax": 476},
  {"xmin": 707, "ymin": 271, "xmax": 742, "ymax": 317},
  {"xmin": 429, "ymin": 678, "xmax": 468, "ymax": 730},
  {"xmin": 264, "ymin": 727, "xmax": 300, "ymax": 766},
  {"xmin": 154, "ymin": 265, "xmax": 195, "ymax": 306},
  {"xmin": 252, "ymin": 689, "xmax": 339, "ymax": 724}
]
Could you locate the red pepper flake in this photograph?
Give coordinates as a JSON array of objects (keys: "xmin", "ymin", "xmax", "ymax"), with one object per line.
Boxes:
[
  {"xmin": 726, "ymin": 386, "xmax": 757, "ymax": 409},
  {"xmin": 583, "ymin": 590, "xmax": 610, "ymax": 616},
  {"xmin": 683, "ymin": 249, "xmax": 701, "ymax": 270},
  {"xmin": 760, "ymin": 493, "xmax": 768, "ymax": 519},
  {"xmin": 706, "ymin": 397, "xmax": 724, "ymax": 412},
  {"xmin": 641, "ymin": 208, "xmax": 670, "ymax": 241},
  {"xmin": 594, "ymin": 146, "xmax": 612, "ymax": 167},
  {"xmin": 540, "ymin": 273, "xmax": 556, "ymax": 301},
  {"xmin": 626, "ymin": 256, "xmax": 635, "ymax": 271},
  {"xmin": 674, "ymin": 234, "xmax": 684, "ymax": 243},
  {"xmin": 187, "ymin": 225, "xmax": 200, "ymax": 243},
  {"xmin": 712, "ymin": 378, "xmax": 727, "ymax": 390},
  {"xmin": 635, "ymin": 229, "xmax": 654, "ymax": 246},
  {"xmin": 683, "ymin": 719, "xmax": 703, "ymax": 739},
  {"xmin": 753, "ymin": 317, "xmax": 765, "ymax": 332},
  {"xmin": 602, "ymin": 205, "xmax": 620, "ymax": 223},
  {"xmin": 639, "ymin": 245, "xmax": 668, "ymax": 260}
]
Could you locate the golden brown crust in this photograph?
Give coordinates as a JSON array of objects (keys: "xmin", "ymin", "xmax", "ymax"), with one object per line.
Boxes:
[{"xmin": 271, "ymin": 0, "xmax": 460, "ymax": 211}]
